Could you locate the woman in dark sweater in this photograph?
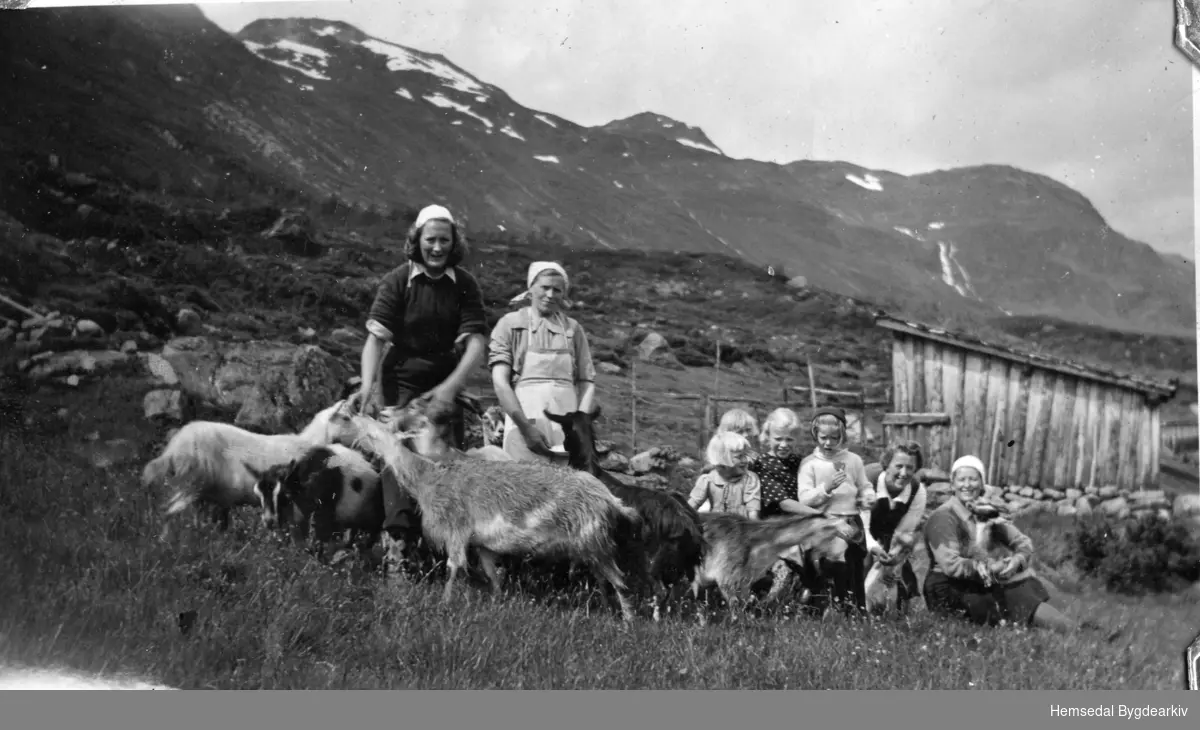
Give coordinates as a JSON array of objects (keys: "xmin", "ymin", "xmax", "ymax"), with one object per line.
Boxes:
[{"xmin": 346, "ymin": 204, "xmax": 489, "ymax": 585}]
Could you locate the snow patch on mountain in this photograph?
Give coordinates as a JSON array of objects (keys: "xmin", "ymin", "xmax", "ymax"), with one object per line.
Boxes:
[
  {"xmin": 500, "ymin": 125, "xmax": 525, "ymax": 141},
  {"xmin": 395, "ymin": 87, "xmax": 413, "ymax": 100},
  {"xmin": 676, "ymin": 137, "xmax": 723, "ymax": 155},
  {"xmin": 423, "ymin": 92, "xmax": 493, "ymax": 130},
  {"xmin": 243, "ymin": 40, "xmax": 331, "ymax": 81},
  {"xmin": 534, "ymin": 113, "xmax": 558, "ymax": 128},
  {"xmin": 534, "ymin": 154, "xmax": 560, "ymax": 164},
  {"xmin": 358, "ymin": 38, "xmax": 485, "ymax": 95},
  {"xmin": 846, "ymin": 173, "xmax": 883, "ymax": 191}
]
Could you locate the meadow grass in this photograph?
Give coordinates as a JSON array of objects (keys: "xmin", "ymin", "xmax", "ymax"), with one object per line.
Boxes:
[{"xmin": 0, "ymin": 374, "xmax": 1195, "ymax": 690}]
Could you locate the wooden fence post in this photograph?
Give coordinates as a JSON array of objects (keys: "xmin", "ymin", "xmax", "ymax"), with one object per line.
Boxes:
[
  {"xmin": 806, "ymin": 358, "xmax": 818, "ymax": 410},
  {"xmin": 702, "ymin": 394, "xmax": 713, "ymax": 450},
  {"xmin": 713, "ymin": 338, "xmax": 722, "ymax": 398},
  {"xmin": 630, "ymin": 357, "xmax": 638, "ymax": 452}
]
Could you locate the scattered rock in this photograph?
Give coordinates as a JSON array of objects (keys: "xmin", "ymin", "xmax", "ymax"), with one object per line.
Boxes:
[
  {"xmin": 176, "ymin": 308, "xmax": 203, "ymax": 336},
  {"xmin": 1084, "ymin": 486, "xmax": 1100, "ymax": 497},
  {"xmin": 1043, "ymin": 488, "xmax": 1065, "ymax": 500},
  {"xmin": 1019, "ymin": 486, "xmax": 1036, "ymax": 498},
  {"xmin": 1097, "ymin": 485, "xmax": 1120, "ymax": 500},
  {"xmin": 329, "ymin": 327, "xmax": 363, "ymax": 347},
  {"xmin": 636, "ymin": 332, "xmax": 669, "ymax": 362},
  {"xmin": 74, "ymin": 319, "xmax": 104, "ymax": 337},
  {"xmin": 24, "ymin": 350, "xmax": 130, "ymax": 381},
  {"xmin": 233, "ymin": 344, "xmax": 349, "ymax": 433},
  {"xmin": 597, "ymin": 361, "xmax": 623, "ymax": 375},
  {"xmin": 1099, "ymin": 497, "xmax": 1130, "ymax": 519},
  {"xmin": 65, "ymin": 375, "xmax": 80, "ymax": 387},
  {"xmin": 1056, "ymin": 504, "xmax": 1078, "ymax": 518},
  {"xmin": 120, "ymin": 340, "xmax": 138, "ymax": 354},
  {"xmin": 599, "ymin": 451, "xmax": 631, "ymax": 474},
  {"xmin": 138, "ymin": 352, "xmax": 179, "ymax": 386},
  {"xmin": 144, "ymin": 389, "xmax": 187, "ymax": 423},
  {"xmin": 1074, "ymin": 497, "xmax": 1093, "ymax": 516},
  {"xmin": 1173, "ymin": 493, "xmax": 1200, "ymax": 519},
  {"xmin": 1128, "ymin": 490, "xmax": 1170, "ymax": 510},
  {"xmin": 1064, "ymin": 488, "xmax": 1083, "ymax": 502}
]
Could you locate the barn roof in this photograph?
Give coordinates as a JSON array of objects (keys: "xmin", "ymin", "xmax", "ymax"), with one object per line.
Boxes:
[{"xmin": 874, "ymin": 314, "xmax": 1179, "ymax": 401}]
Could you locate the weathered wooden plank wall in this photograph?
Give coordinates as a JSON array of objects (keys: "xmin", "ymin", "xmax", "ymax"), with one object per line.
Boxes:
[{"xmin": 886, "ymin": 332, "xmax": 1159, "ymax": 489}]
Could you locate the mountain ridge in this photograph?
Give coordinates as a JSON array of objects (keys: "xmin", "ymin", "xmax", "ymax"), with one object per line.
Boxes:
[{"xmin": 0, "ymin": 4, "xmax": 1193, "ymax": 340}]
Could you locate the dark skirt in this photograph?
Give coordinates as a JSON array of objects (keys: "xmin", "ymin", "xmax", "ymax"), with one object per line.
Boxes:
[
  {"xmin": 802, "ymin": 514, "xmax": 868, "ymax": 614},
  {"xmin": 923, "ymin": 570, "xmax": 1050, "ymax": 627}
]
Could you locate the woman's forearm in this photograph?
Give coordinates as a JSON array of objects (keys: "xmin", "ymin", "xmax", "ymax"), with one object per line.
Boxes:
[
  {"xmin": 491, "ymin": 366, "xmax": 534, "ymax": 431},
  {"xmin": 441, "ymin": 334, "xmax": 487, "ymax": 392},
  {"xmin": 361, "ymin": 334, "xmax": 386, "ymax": 395},
  {"xmin": 576, "ymin": 381, "xmax": 596, "ymax": 414}
]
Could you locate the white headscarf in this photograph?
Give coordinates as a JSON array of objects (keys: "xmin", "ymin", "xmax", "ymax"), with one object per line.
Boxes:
[
  {"xmin": 509, "ymin": 261, "xmax": 571, "ymax": 305},
  {"xmin": 414, "ymin": 204, "xmax": 455, "ymax": 228},
  {"xmin": 950, "ymin": 455, "xmax": 987, "ymax": 484}
]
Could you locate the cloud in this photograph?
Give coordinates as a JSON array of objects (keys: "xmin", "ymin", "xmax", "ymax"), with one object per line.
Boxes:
[{"xmin": 203, "ymin": 0, "xmax": 1192, "ymax": 257}]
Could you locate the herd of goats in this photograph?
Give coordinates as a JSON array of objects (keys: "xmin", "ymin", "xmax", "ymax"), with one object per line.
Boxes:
[{"xmin": 141, "ymin": 397, "xmax": 868, "ymax": 623}]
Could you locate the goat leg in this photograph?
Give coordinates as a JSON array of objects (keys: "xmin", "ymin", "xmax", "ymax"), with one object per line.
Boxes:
[
  {"xmin": 475, "ymin": 547, "xmax": 505, "ymax": 594},
  {"xmin": 590, "ymin": 561, "xmax": 635, "ymax": 622}
]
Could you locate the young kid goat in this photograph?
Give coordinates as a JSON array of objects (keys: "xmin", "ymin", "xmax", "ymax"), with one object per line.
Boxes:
[
  {"xmin": 143, "ymin": 401, "xmax": 351, "ymax": 540},
  {"xmin": 349, "ymin": 414, "xmax": 644, "ymax": 621},
  {"xmin": 691, "ymin": 511, "xmax": 861, "ymax": 622},
  {"xmin": 543, "ymin": 407, "xmax": 707, "ymax": 621},
  {"xmin": 251, "ymin": 443, "xmax": 383, "ymax": 559}
]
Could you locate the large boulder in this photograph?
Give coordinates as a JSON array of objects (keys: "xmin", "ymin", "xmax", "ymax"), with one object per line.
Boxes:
[
  {"xmin": 158, "ymin": 336, "xmax": 348, "ymax": 431},
  {"xmin": 233, "ymin": 345, "xmax": 349, "ymax": 433}
]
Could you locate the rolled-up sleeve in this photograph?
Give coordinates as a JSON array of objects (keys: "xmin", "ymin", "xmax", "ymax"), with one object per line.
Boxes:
[
  {"xmin": 572, "ymin": 321, "xmax": 596, "ymax": 384},
  {"xmin": 455, "ymin": 270, "xmax": 489, "ymax": 344},
  {"xmin": 688, "ymin": 474, "xmax": 711, "ymax": 509},
  {"xmin": 366, "ymin": 269, "xmax": 403, "ymax": 342},
  {"xmin": 924, "ymin": 510, "xmax": 978, "ymax": 580},
  {"xmin": 743, "ymin": 473, "xmax": 762, "ymax": 515},
  {"xmin": 488, "ymin": 314, "xmax": 516, "ymax": 370}
]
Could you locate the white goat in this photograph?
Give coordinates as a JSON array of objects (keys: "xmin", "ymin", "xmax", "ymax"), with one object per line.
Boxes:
[
  {"xmin": 143, "ymin": 401, "xmax": 350, "ymax": 540},
  {"xmin": 349, "ymin": 414, "xmax": 644, "ymax": 620}
]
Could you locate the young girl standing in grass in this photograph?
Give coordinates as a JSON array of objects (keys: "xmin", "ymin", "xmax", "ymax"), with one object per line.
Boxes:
[
  {"xmin": 687, "ymin": 431, "xmax": 761, "ymax": 519},
  {"xmin": 795, "ymin": 406, "xmax": 876, "ymax": 613}
]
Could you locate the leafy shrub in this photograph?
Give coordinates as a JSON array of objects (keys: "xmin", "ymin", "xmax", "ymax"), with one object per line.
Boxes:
[{"xmin": 1072, "ymin": 512, "xmax": 1200, "ymax": 595}]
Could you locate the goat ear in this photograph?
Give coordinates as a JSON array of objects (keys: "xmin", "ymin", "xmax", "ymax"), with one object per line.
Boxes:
[
  {"xmin": 589, "ymin": 404, "xmax": 602, "ymax": 420},
  {"xmin": 543, "ymin": 408, "xmax": 561, "ymax": 423}
]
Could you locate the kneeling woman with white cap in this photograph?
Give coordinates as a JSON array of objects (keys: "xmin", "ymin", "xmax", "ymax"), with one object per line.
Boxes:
[
  {"xmin": 346, "ymin": 204, "xmax": 489, "ymax": 582},
  {"xmin": 488, "ymin": 261, "xmax": 597, "ymax": 463}
]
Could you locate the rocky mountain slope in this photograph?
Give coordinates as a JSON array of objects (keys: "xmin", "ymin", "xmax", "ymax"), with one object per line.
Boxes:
[{"xmin": 1, "ymin": 4, "xmax": 1193, "ymax": 340}]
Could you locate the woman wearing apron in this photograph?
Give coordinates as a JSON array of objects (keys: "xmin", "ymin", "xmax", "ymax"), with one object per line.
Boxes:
[
  {"xmin": 346, "ymin": 204, "xmax": 489, "ymax": 585},
  {"xmin": 489, "ymin": 262, "xmax": 596, "ymax": 463}
]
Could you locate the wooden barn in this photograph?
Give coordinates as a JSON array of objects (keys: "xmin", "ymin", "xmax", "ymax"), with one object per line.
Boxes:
[{"xmin": 875, "ymin": 315, "xmax": 1178, "ymax": 490}]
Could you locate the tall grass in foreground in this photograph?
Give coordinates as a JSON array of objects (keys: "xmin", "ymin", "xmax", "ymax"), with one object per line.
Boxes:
[{"xmin": 0, "ymin": 374, "xmax": 1194, "ymax": 689}]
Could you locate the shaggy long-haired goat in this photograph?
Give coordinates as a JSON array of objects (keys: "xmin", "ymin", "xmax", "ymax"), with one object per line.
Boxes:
[
  {"xmin": 143, "ymin": 401, "xmax": 351, "ymax": 540},
  {"xmin": 251, "ymin": 443, "xmax": 383, "ymax": 557},
  {"xmin": 349, "ymin": 414, "xmax": 644, "ymax": 620},
  {"xmin": 692, "ymin": 511, "xmax": 861, "ymax": 620},
  {"xmin": 543, "ymin": 407, "xmax": 707, "ymax": 621}
]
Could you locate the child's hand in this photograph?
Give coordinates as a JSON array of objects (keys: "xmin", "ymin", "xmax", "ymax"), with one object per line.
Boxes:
[
  {"xmin": 869, "ymin": 544, "xmax": 892, "ymax": 565},
  {"xmin": 826, "ymin": 471, "xmax": 847, "ymax": 493}
]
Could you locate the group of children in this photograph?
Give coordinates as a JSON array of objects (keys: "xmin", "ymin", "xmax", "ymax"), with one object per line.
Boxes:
[
  {"xmin": 686, "ymin": 404, "xmax": 928, "ymax": 614},
  {"xmin": 683, "ymin": 404, "xmax": 1100, "ymax": 636}
]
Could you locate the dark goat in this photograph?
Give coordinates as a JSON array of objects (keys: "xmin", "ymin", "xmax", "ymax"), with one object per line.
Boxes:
[{"xmin": 544, "ymin": 407, "xmax": 707, "ymax": 621}]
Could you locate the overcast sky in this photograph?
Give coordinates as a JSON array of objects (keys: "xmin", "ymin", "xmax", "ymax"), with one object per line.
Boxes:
[{"xmin": 193, "ymin": 0, "xmax": 1195, "ymax": 259}]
